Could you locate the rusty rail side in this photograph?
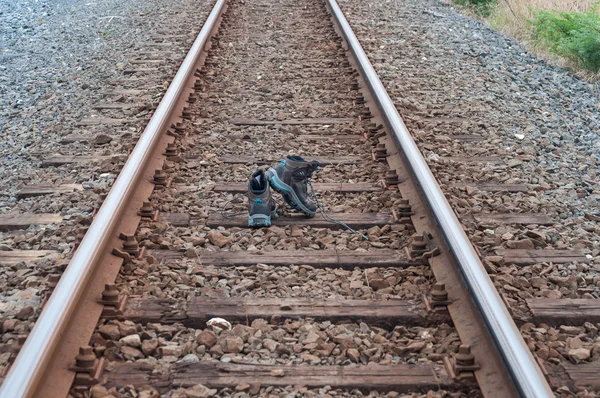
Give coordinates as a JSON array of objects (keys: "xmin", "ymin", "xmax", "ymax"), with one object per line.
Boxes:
[
  {"xmin": 0, "ymin": 1, "xmax": 228, "ymax": 396},
  {"xmin": 324, "ymin": 0, "xmax": 553, "ymax": 396}
]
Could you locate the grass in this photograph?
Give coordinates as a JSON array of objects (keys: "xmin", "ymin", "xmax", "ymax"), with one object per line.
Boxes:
[
  {"xmin": 529, "ymin": 5, "xmax": 600, "ymax": 72},
  {"xmin": 453, "ymin": 0, "xmax": 600, "ymax": 75},
  {"xmin": 453, "ymin": 0, "xmax": 496, "ymax": 17}
]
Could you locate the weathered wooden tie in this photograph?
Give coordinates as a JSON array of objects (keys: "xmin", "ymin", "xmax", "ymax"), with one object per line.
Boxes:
[
  {"xmin": 17, "ymin": 184, "xmax": 83, "ymax": 199},
  {"xmin": 41, "ymin": 155, "xmax": 126, "ymax": 167},
  {"xmin": 457, "ymin": 183, "xmax": 529, "ymax": 193},
  {"xmin": 0, "ymin": 250, "xmax": 58, "ymax": 265},
  {"xmin": 442, "ymin": 156, "xmax": 504, "ymax": 165},
  {"xmin": 123, "ymin": 297, "xmax": 442, "ymax": 328},
  {"xmin": 164, "ymin": 213, "xmax": 191, "ymax": 227},
  {"xmin": 0, "ymin": 214, "xmax": 63, "ymax": 232},
  {"xmin": 497, "ymin": 249, "xmax": 589, "ymax": 266},
  {"xmin": 104, "ymin": 362, "xmax": 453, "ymax": 393},
  {"xmin": 230, "ymin": 117, "xmax": 354, "ymax": 126},
  {"xmin": 294, "ymin": 134, "xmax": 362, "ymax": 142},
  {"xmin": 219, "ymin": 155, "xmax": 361, "ymax": 165},
  {"xmin": 211, "ymin": 182, "xmax": 380, "ymax": 194},
  {"xmin": 451, "ymin": 135, "xmax": 484, "ymax": 142},
  {"xmin": 150, "ymin": 249, "xmax": 417, "ymax": 269},
  {"xmin": 527, "ymin": 299, "xmax": 600, "ymax": 325},
  {"xmin": 206, "ymin": 212, "xmax": 392, "ymax": 229},
  {"xmin": 473, "ymin": 213, "xmax": 554, "ymax": 226},
  {"xmin": 76, "ymin": 118, "xmax": 129, "ymax": 126}
]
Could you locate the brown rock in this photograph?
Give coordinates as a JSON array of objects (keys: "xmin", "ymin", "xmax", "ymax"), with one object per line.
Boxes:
[
  {"xmin": 207, "ymin": 231, "xmax": 228, "ymax": 248},
  {"xmin": 117, "ymin": 321, "xmax": 137, "ymax": 337},
  {"xmin": 507, "ymin": 239, "xmax": 535, "ymax": 250},
  {"xmin": 560, "ymin": 326, "xmax": 582, "ymax": 335},
  {"xmin": 159, "ymin": 344, "xmax": 184, "ymax": 357},
  {"xmin": 347, "ymin": 348, "xmax": 360, "ymax": 363},
  {"xmin": 120, "ymin": 334, "xmax": 141, "ymax": 347},
  {"xmin": 138, "ymin": 390, "xmax": 160, "ymax": 398},
  {"xmin": 2, "ymin": 319, "xmax": 18, "ymax": 332},
  {"xmin": 263, "ymin": 338, "xmax": 278, "ymax": 352},
  {"xmin": 15, "ymin": 306, "xmax": 34, "ymax": 320},
  {"xmin": 367, "ymin": 226, "xmax": 381, "ymax": 238},
  {"xmin": 235, "ymin": 384, "xmax": 250, "ymax": 392},
  {"xmin": 369, "ymin": 278, "xmax": 390, "ymax": 290},
  {"xmin": 121, "ymin": 346, "xmax": 144, "ymax": 360},
  {"xmin": 90, "ymin": 385, "xmax": 110, "ymax": 398},
  {"xmin": 303, "ymin": 332, "xmax": 321, "ymax": 344},
  {"xmin": 536, "ymin": 347, "xmax": 550, "ymax": 360},
  {"xmin": 99, "ymin": 324, "xmax": 121, "ymax": 340},
  {"xmin": 249, "ymin": 383, "xmax": 261, "ymax": 395},
  {"xmin": 333, "ymin": 333, "xmax": 356, "ymax": 350},
  {"xmin": 142, "ymin": 339, "xmax": 158, "ymax": 356},
  {"xmin": 221, "ymin": 335, "xmax": 244, "ymax": 353},
  {"xmin": 568, "ymin": 347, "xmax": 590, "ymax": 363},
  {"xmin": 530, "ymin": 277, "xmax": 547, "ymax": 289},
  {"xmin": 231, "ymin": 324, "xmax": 254, "ymax": 341},
  {"xmin": 209, "ymin": 344, "xmax": 224, "ymax": 357},
  {"xmin": 93, "ymin": 134, "xmax": 113, "ymax": 145},
  {"xmin": 197, "ymin": 330, "xmax": 218, "ymax": 347},
  {"xmin": 185, "ymin": 384, "xmax": 217, "ymax": 398},
  {"xmin": 300, "ymin": 352, "xmax": 320, "ymax": 363}
]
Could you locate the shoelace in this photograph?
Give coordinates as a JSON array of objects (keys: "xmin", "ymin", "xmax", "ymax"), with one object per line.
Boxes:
[
  {"xmin": 220, "ymin": 193, "xmax": 248, "ymax": 218},
  {"xmin": 307, "ymin": 179, "xmax": 368, "ymax": 240}
]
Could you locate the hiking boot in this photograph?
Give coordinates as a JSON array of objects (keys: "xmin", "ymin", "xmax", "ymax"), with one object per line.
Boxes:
[
  {"xmin": 266, "ymin": 155, "xmax": 320, "ymax": 217},
  {"xmin": 248, "ymin": 169, "xmax": 276, "ymax": 227}
]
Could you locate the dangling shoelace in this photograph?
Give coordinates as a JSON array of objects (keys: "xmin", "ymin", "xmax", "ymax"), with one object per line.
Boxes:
[{"xmin": 307, "ymin": 179, "xmax": 368, "ymax": 240}]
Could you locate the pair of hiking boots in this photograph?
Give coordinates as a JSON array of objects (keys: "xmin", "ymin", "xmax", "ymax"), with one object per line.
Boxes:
[{"xmin": 248, "ymin": 155, "xmax": 321, "ymax": 227}]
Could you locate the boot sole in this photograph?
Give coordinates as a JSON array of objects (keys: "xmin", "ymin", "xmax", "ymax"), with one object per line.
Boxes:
[
  {"xmin": 266, "ymin": 170, "xmax": 316, "ymax": 217},
  {"xmin": 248, "ymin": 214, "xmax": 271, "ymax": 228}
]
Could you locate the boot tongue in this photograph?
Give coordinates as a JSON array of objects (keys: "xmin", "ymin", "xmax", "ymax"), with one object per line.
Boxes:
[{"xmin": 250, "ymin": 172, "xmax": 265, "ymax": 191}]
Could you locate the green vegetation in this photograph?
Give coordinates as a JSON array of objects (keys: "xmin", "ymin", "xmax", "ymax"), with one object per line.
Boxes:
[
  {"xmin": 530, "ymin": 5, "xmax": 600, "ymax": 72},
  {"xmin": 453, "ymin": 0, "xmax": 496, "ymax": 17}
]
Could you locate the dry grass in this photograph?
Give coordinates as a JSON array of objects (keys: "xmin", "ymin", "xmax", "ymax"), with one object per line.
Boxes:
[
  {"xmin": 489, "ymin": 0, "xmax": 599, "ymax": 78},
  {"xmin": 491, "ymin": 0, "xmax": 596, "ymax": 35}
]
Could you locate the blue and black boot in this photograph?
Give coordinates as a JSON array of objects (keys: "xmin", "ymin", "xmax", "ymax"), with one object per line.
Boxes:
[
  {"xmin": 266, "ymin": 155, "xmax": 321, "ymax": 217},
  {"xmin": 248, "ymin": 169, "xmax": 276, "ymax": 227}
]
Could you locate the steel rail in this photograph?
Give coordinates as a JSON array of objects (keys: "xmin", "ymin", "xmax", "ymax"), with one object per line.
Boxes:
[
  {"xmin": 0, "ymin": 0, "xmax": 226, "ymax": 396},
  {"xmin": 326, "ymin": 0, "xmax": 553, "ymax": 396}
]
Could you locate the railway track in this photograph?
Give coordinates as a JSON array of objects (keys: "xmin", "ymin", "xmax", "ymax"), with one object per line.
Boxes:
[{"xmin": 0, "ymin": 0, "xmax": 598, "ymax": 397}]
